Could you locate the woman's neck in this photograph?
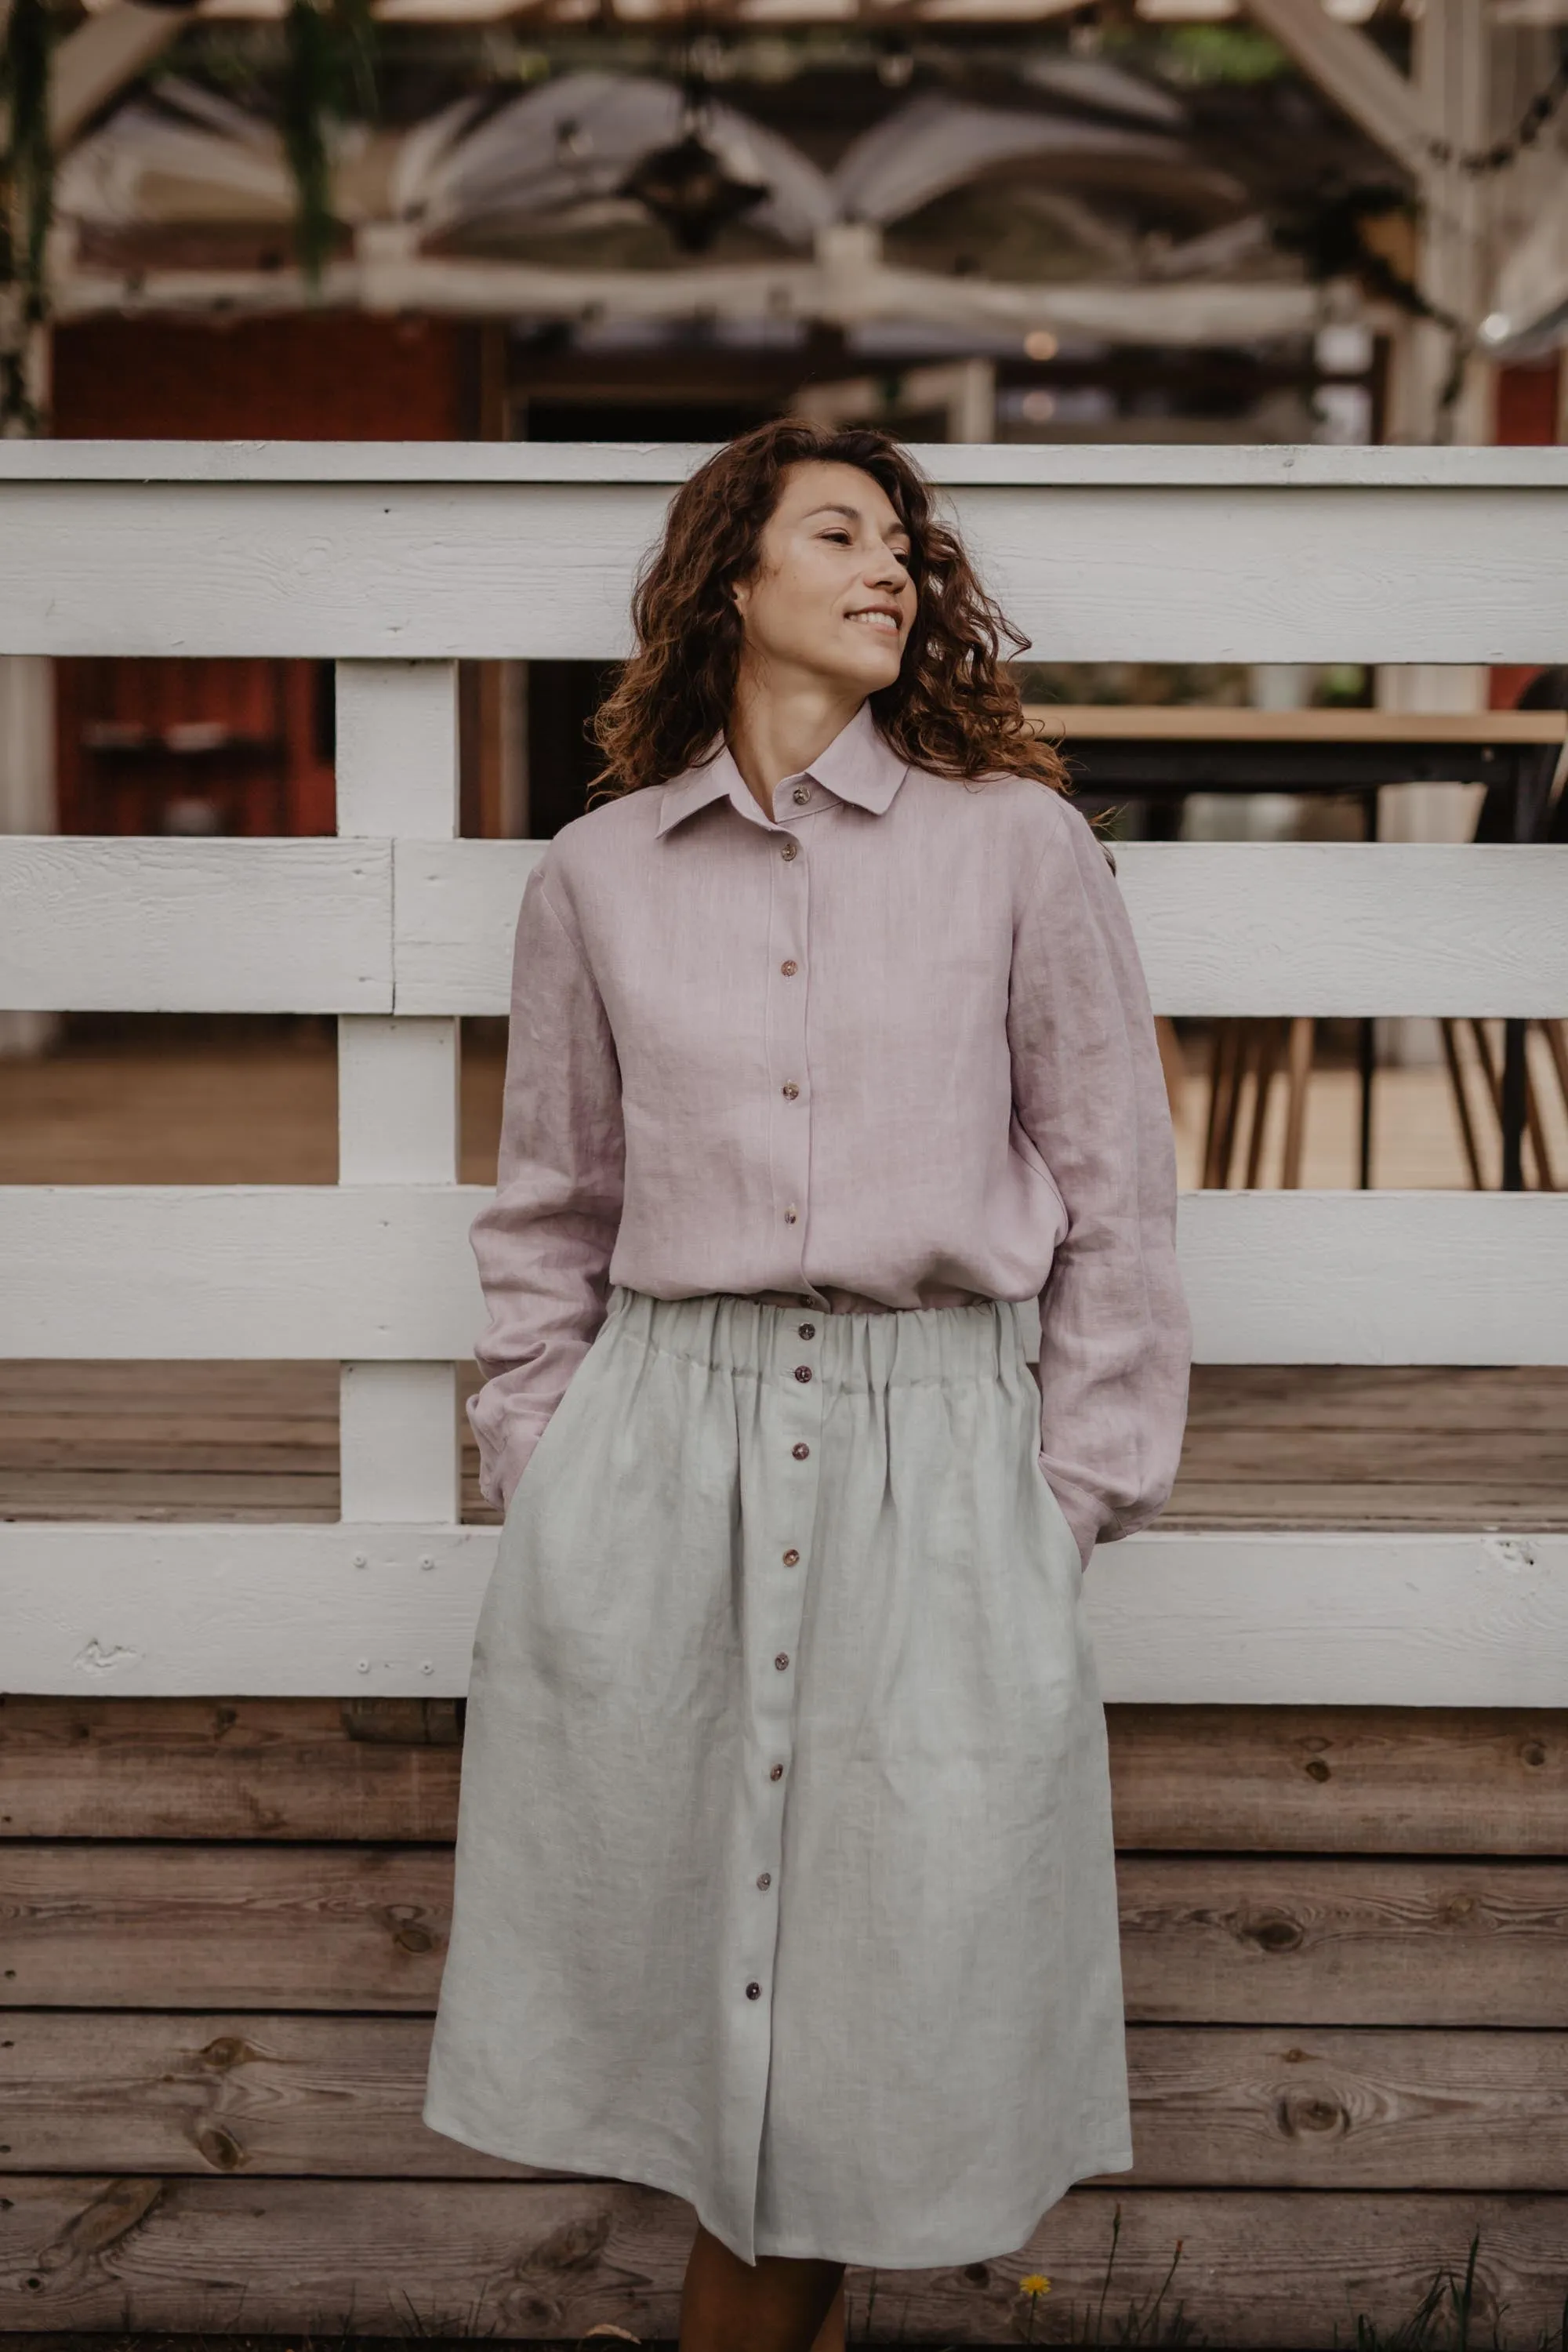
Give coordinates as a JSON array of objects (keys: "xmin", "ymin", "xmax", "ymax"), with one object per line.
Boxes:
[{"xmin": 727, "ymin": 669, "xmax": 866, "ymax": 818}]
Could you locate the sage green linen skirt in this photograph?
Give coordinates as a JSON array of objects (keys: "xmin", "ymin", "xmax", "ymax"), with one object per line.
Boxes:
[{"xmin": 422, "ymin": 1285, "xmax": 1133, "ymax": 2269}]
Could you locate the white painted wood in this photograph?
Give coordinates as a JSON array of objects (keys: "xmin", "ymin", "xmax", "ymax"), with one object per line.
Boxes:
[
  {"xmin": 3, "ymin": 472, "xmax": 1568, "ymax": 659},
  {"xmin": 391, "ymin": 840, "xmax": 544, "ymax": 1016},
  {"xmin": 336, "ymin": 1018, "xmax": 461, "ymax": 1183},
  {"xmin": 0, "ymin": 837, "xmax": 393, "ymax": 1012},
  {"xmin": 2, "ymin": 1522, "xmax": 1563, "ymax": 1700},
  {"xmin": 339, "ymin": 1363, "xmax": 462, "ymax": 1524},
  {"xmin": 5, "ymin": 838, "xmax": 1564, "ymax": 1019},
  {"xmin": 1179, "ymin": 1190, "xmax": 1568, "ymax": 1365},
  {"xmin": 0, "ymin": 658, "xmax": 58, "ymax": 1058},
  {"xmin": 4, "ymin": 837, "xmax": 1564, "ymax": 1018},
  {"xmin": 334, "ymin": 660, "xmax": 459, "ymax": 840},
  {"xmin": 5, "ymin": 445, "xmax": 1568, "ymax": 485},
  {"xmin": 2, "ymin": 1185, "xmax": 1563, "ymax": 1364},
  {"xmin": 0, "ymin": 1186, "xmax": 485, "ymax": 1359},
  {"xmin": 336, "ymin": 661, "xmax": 462, "ymax": 1525},
  {"xmin": 1086, "ymin": 1530, "xmax": 1568, "ymax": 1708},
  {"xmin": 392, "ymin": 840, "xmax": 1568, "ymax": 1020},
  {"xmin": 1117, "ymin": 844, "xmax": 1568, "ymax": 1018}
]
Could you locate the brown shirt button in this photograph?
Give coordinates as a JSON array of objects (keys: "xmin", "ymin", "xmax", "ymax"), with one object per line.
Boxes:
[
  {"xmin": 769, "ymin": 1763, "xmax": 784, "ymax": 1780},
  {"xmin": 775, "ymin": 1652, "xmax": 789, "ymax": 1670},
  {"xmin": 782, "ymin": 1548, "xmax": 800, "ymax": 1565},
  {"xmin": 746, "ymin": 1980, "xmax": 762, "ymax": 1998},
  {"xmin": 757, "ymin": 1871, "xmax": 771, "ymax": 1889},
  {"xmin": 780, "ymin": 960, "xmax": 798, "ymax": 976},
  {"xmin": 794, "ymin": 1364, "xmax": 812, "ymax": 1381},
  {"xmin": 784, "ymin": 1205, "xmax": 799, "ymax": 1224},
  {"xmin": 782, "ymin": 1081, "xmax": 800, "ymax": 1099},
  {"xmin": 797, "ymin": 1323, "xmax": 815, "ymax": 1339},
  {"xmin": 793, "ymin": 784, "xmax": 811, "ymax": 804},
  {"xmin": 792, "ymin": 1442, "xmax": 810, "ymax": 1459},
  {"xmin": 780, "ymin": 840, "xmax": 799, "ymax": 862}
]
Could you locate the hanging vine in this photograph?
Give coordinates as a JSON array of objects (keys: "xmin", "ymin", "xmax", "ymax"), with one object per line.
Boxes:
[
  {"xmin": 0, "ymin": 0, "xmax": 52, "ymax": 436},
  {"xmin": 279, "ymin": 0, "xmax": 377, "ymax": 288}
]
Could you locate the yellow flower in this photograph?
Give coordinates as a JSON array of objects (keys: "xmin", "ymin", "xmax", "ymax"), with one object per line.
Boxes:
[{"xmin": 1018, "ymin": 2274, "xmax": 1051, "ymax": 2296}]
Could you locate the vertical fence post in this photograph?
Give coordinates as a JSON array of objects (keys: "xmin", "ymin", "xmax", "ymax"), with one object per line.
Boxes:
[{"xmin": 336, "ymin": 660, "xmax": 462, "ymax": 1524}]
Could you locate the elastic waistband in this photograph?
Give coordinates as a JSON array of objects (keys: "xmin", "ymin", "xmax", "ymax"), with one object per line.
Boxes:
[{"xmin": 602, "ymin": 1283, "xmax": 1033, "ymax": 1388}]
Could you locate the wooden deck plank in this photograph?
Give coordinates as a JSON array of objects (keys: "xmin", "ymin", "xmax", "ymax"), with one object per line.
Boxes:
[
  {"xmin": 1, "ymin": 2176, "xmax": 1563, "ymax": 2342},
  {"xmin": 5, "ymin": 2013, "xmax": 1566, "ymax": 2192},
  {"xmin": 4, "ymin": 1697, "xmax": 1565, "ymax": 1853},
  {"xmin": 5, "ymin": 1846, "xmax": 1566, "ymax": 2024},
  {"xmin": 4, "ymin": 1359, "xmax": 1567, "ymax": 1530},
  {"xmin": 1107, "ymin": 1704, "xmax": 1568, "ymax": 1854}
]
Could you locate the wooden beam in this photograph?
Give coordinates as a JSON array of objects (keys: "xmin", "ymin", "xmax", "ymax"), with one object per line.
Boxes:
[
  {"xmin": 2, "ymin": 2177, "xmax": 1565, "ymax": 2342},
  {"xmin": 2, "ymin": 1695, "xmax": 1564, "ymax": 1852},
  {"xmin": 1243, "ymin": 0, "xmax": 1435, "ymax": 170},
  {"xmin": 49, "ymin": 2, "xmax": 199, "ymax": 151},
  {"xmin": 5, "ymin": 1842, "xmax": 1568, "ymax": 2022},
  {"xmin": 5, "ymin": 2011, "xmax": 1567, "ymax": 2188}
]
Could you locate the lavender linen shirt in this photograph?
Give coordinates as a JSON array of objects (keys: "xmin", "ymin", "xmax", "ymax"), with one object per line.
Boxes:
[{"xmin": 467, "ymin": 699, "xmax": 1191, "ymax": 1570}]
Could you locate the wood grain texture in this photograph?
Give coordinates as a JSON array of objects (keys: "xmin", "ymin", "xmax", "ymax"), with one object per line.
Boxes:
[
  {"xmin": 9, "ymin": 837, "xmax": 1566, "ymax": 1019},
  {"xmin": 5, "ymin": 2013, "xmax": 1566, "ymax": 2191},
  {"xmin": 6, "ymin": 1361, "xmax": 1568, "ymax": 1534},
  {"xmin": 0, "ymin": 838, "xmax": 393, "ymax": 1015},
  {"xmin": 1116, "ymin": 1856, "xmax": 1568, "ymax": 2027},
  {"xmin": 5, "ymin": 1184, "xmax": 1566, "ymax": 1366},
  {"xmin": 5, "ymin": 462, "xmax": 1568, "ymax": 661},
  {"xmin": 3, "ymin": 1522, "xmax": 1566, "ymax": 1701},
  {"xmin": 5, "ymin": 1697, "xmax": 1565, "ymax": 1853},
  {"xmin": 1106, "ymin": 1704, "xmax": 1568, "ymax": 1853},
  {"xmin": 5, "ymin": 1846, "xmax": 1566, "ymax": 2024},
  {"xmin": 0, "ymin": 2176, "xmax": 1564, "ymax": 2341}
]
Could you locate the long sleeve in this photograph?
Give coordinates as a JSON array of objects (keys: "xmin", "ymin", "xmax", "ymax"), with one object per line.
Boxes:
[
  {"xmin": 1008, "ymin": 800, "xmax": 1191, "ymax": 1571},
  {"xmin": 466, "ymin": 856, "xmax": 626, "ymax": 1512}
]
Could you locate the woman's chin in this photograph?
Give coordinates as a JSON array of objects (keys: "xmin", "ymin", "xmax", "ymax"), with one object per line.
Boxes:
[{"xmin": 820, "ymin": 644, "xmax": 904, "ymax": 697}]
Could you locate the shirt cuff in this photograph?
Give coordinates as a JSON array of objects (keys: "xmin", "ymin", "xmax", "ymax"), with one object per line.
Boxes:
[
  {"xmin": 479, "ymin": 1417, "xmax": 548, "ymax": 1515},
  {"xmin": 1038, "ymin": 1458, "xmax": 1102, "ymax": 1573}
]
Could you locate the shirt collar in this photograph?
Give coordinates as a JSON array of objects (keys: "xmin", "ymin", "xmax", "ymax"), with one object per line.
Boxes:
[{"xmin": 655, "ymin": 700, "xmax": 911, "ymax": 837}]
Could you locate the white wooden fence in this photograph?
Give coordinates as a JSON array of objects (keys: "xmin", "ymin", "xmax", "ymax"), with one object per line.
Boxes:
[{"xmin": 2, "ymin": 443, "xmax": 1566, "ymax": 1704}]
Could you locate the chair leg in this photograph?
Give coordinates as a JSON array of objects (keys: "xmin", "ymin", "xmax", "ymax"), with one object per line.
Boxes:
[
  {"xmin": 1523, "ymin": 1025, "xmax": 1557, "ymax": 1191},
  {"xmin": 1439, "ymin": 1018, "xmax": 1486, "ymax": 1190},
  {"xmin": 1243, "ymin": 1018, "xmax": 1284, "ymax": 1188},
  {"xmin": 1203, "ymin": 1022, "xmax": 1240, "ymax": 1186},
  {"xmin": 1465, "ymin": 1017, "xmax": 1558, "ymax": 1189},
  {"xmin": 1541, "ymin": 1018, "xmax": 1568, "ymax": 1119},
  {"xmin": 1279, "ymin": 1015, "xmax": 1314, "ymax": 1189},
  {"xmin": 1211, "ymin": 1021, "xmax": 1247, "ymax": 1188},
  {"xmin": 1154, "ymin": 1014, "xmax": 1187, "ymax": 1129},
  {"xmin": 1468, "ymin": 1017, "xmax": 1503, "ymax": 1115}
]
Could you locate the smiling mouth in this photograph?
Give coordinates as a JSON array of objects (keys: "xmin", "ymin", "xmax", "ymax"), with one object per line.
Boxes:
[{"xmin": 847, "ymin": 610, "xmax": 901, "ymax": 633}]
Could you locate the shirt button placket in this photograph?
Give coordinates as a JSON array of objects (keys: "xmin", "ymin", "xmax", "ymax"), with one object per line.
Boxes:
[
  {"xmin": 742, "ymin": 1298, "xmax": 823, "ymax": 2078},
  {"xmin": 774, "ymin": 823, "xmax": 812, "ymax": 1299}
]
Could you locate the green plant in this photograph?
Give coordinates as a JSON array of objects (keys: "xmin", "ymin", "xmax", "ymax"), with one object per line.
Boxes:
[
  {"xmin": 279, "ymin": 0, "xmax": 376, "ymax": 286},
  {"xmin": 1012, "ymin": 2205, "xmax": 1207, "ymax": 2347}
]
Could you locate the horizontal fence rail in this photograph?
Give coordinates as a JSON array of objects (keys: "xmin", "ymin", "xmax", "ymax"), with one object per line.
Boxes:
[
  {"xmin": 3, "ymin": 1189, "xmax": 1566, "ymax": 1366},
  {"xmin": 2, "ymin": 446, "xmax": 1566, "ymax": 1700},
  {"xmin": 3, "ymin": 838, "xmax": 1568, "ymax": 1018},
  {"xmin": 4, "ymin": 445, "xmax": 1568, "ymax": 662},
  {"xmin": 2, "ymin": 1525, "xmax": 1563, "ymax": 1704}
]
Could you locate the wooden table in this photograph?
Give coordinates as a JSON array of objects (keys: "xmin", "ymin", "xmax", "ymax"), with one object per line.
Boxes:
[{"xmin": 1028, "ymin": 706, "xmax": 1568, "ymax": 1190}]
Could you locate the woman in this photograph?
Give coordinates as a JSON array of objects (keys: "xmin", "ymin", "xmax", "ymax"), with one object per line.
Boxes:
[{"xmin": 423, "ymin": 420, "xmax": 1192, "ymax": 2352}]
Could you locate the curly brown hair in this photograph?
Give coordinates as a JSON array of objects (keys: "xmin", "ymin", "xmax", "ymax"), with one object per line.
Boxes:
[{"xmin": 589, "ymin": 417, "xmax": 1070, "ymax": 804}]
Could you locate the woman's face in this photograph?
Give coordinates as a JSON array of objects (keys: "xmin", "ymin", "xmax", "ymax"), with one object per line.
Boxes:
[{"xmin": 731, "ymin": 459, "xmax": 918, "ymax": 699}]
